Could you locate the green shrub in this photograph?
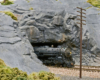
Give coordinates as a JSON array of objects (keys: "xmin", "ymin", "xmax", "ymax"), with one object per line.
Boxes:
[
  {"xmin": 28, "ymin": 71, "xmax": 60, "ymax": 80},
  {"xmin": 1, "ymin": 0, "xmax": 13, "ymax": 5},
  {"xmin": 0, "ymin": 59, "xmax": 60, "ymax": 80}
]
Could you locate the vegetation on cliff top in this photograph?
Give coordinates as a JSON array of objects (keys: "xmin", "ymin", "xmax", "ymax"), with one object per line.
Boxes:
[
  {"xmin": 87, "ymin": 0, "xmax": 100, "ymax": 8},
  {"xmin": 1, "ymin": 0, "xmax": 13, "ymax": 5},
  {"xmin": 0, "ymin": 59, "xmax": 60, "ymax": 80}
]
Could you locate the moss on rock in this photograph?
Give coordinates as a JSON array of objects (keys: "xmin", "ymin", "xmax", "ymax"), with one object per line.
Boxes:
[
  {"xmin": 87, "ymin": 0, "xmax": 100, "ymax": 8},
  {"xmin": 29, "ymin": 7, "xmax": 33, "ymax": 10},
  {"xmin": 26, "ymin": 0, "xmax": 30, "ymax": 3},
  {"xmin": 3, "ymin": 11, "xmax": 18, "ymax": 21},
  {"xmin": 1, "ymin": 0, "xmax": 13, "ymax": 5}
]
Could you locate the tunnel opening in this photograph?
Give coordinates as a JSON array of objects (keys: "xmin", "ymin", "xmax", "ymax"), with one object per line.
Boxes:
[
  {"xmin": 31, "ymin": 43, "xmax": 63, "ymax": 48},
  {"xmin": 30, "ymin": 42, "xmax": 75, "ymax": 68}
]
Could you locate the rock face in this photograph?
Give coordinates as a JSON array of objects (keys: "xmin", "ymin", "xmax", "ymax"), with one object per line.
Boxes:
[
  {"xmin": 17, "ymin": 10, "xmax": 100, "ymax": 66},
  {"xmin": 0, "ymin": 13, "xmax": 49, "ymax": 74},
  {"xmin": 0, "ymin": 0, "xmax": 100, "ymax": 74}
]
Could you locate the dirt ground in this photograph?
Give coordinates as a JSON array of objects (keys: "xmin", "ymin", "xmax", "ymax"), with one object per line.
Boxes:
[{"xmin": 48, "ymin": 67, "xmax": 100, "ymax": 80}]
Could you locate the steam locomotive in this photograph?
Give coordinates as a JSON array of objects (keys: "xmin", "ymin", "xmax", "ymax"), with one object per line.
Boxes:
[{"xmin": 34, "ymin": 46, "xmax": 75, "ymax": 68}]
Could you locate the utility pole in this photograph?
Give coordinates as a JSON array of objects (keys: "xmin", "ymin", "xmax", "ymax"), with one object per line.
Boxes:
[{"xmin": 77, "ymin": 7, "xmax": 86, "ymax": 78}]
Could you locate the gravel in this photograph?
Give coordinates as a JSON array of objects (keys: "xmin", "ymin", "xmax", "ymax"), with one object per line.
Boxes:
[
  {"xmin": 48, "ymin": 67, "xmax": 100, "ymax": 80},
  {"xmin": 56, "ymin": 75, "xmax": 100, "ymax": 80}
]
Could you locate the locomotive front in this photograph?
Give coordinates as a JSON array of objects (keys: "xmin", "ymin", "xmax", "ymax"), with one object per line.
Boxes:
[
  {"xmin": 34, "ymin": 47, "xmax": 75, "ymax": 68},
  {"xmin": 61, "ymin": 48, "xmax": 75, "ymax": 67}
]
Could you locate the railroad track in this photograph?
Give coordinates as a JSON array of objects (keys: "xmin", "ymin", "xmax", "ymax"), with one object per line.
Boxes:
[
  {"xmin": 48, "ymin": 65, "xmax": 100, "ymax": 72},
  {"xmin": 72, "ymin": 65, "xmax": 100, "ymax": 72}
]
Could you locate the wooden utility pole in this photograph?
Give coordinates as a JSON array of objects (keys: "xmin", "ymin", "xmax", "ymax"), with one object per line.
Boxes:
[{"xmin": 77, "ymin": 7, "xmax": 86, "ymax": 78}]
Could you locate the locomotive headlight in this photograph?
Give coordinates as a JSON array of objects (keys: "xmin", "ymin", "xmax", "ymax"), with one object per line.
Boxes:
[{"xmin": 71, "ymin": 62, "xmax": 73, "ymax": 65}]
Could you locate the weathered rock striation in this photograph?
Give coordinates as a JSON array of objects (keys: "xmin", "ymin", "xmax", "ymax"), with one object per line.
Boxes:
[{"xmin": 0, "ymin": 12, "xmax": 49, "ymax": 74}]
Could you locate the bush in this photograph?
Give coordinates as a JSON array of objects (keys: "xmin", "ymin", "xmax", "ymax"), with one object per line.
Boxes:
[
  {"xmin": 0, "ymin": 59, "xmax": 6, "ymax": 66},
  {"xmin": 28, "ymin": 71, "xmax": 60, "ymax": 80},
  {"xmin": 1, "ymin": 0, "xmax": 13, "ymax": 5},
  {"xmin": 0, "ymin": 59, "xmax": 60, "ymax": 80}
]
